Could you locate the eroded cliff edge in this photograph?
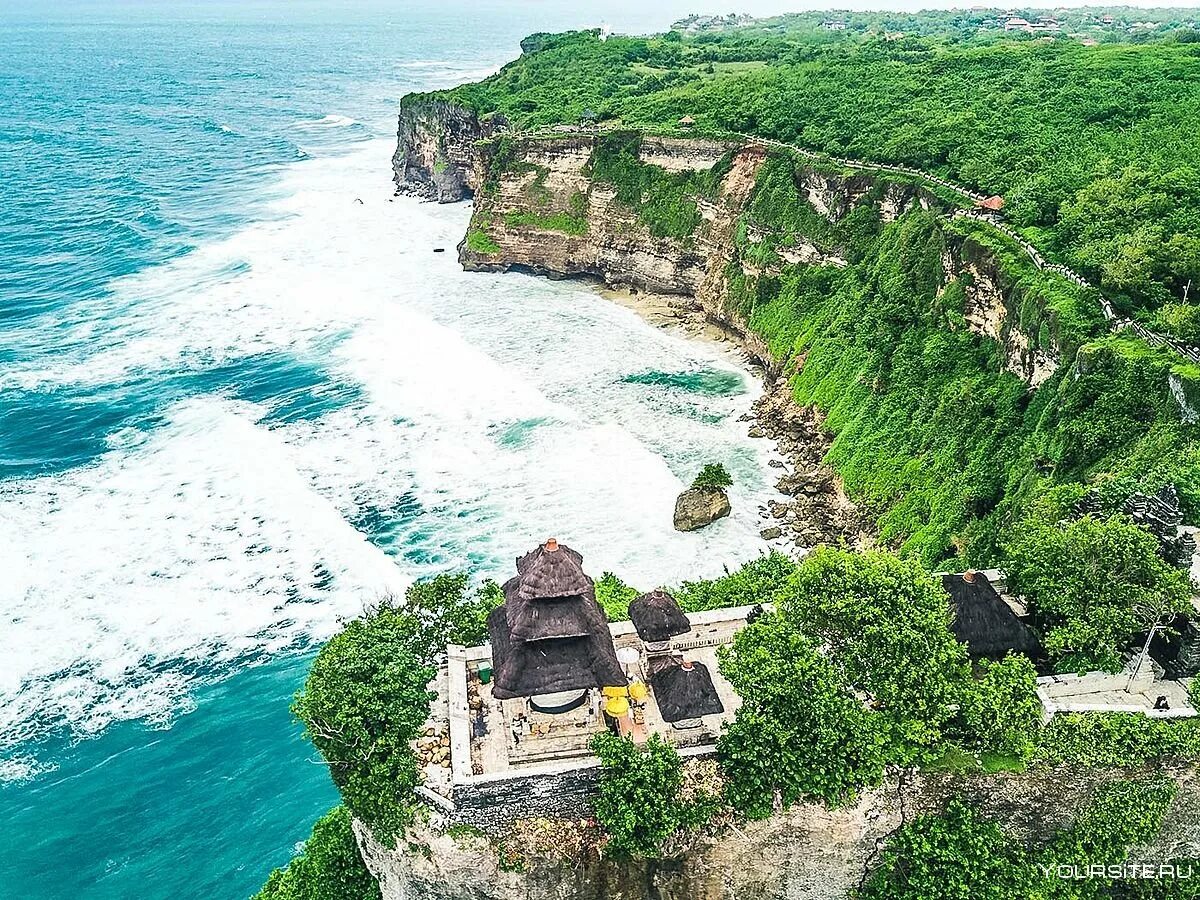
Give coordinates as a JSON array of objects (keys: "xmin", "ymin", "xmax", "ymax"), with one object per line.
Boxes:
[
  {"xmin": 393, "ymin": 105, "xmax": 1063, "ymax": 390},
  {"xmin": 356, "ymin": 765, "xmax": 1200, "ymax": 900},
  {"xmin": 392, "ymin": 105, "xmax": 1080, "ymax": 553}
]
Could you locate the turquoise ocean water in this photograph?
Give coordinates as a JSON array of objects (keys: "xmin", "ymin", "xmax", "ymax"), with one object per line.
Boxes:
[{"xmin": 0, "ymin": 2, "xmax": 792, "ymax": 896}]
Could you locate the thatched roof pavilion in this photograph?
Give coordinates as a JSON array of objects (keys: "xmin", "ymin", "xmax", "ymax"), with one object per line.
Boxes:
[
  {"xmin": 942, "ymin": 571, "xmax": 1041, "ymax": 660},
  {"xmin": 502, "ymin": 575, "xmax": 608, "ymax": 643},
  {"xmin": 649, "ymin": 659, "xmax": 725, "ymax": 723},
  {"xmin": 514, "ymin": 539, "xmax": 593, "ymax": 600},
  {"xmin": 487, "ymin": 539, "xmax": 627, "ymax": 702},
  {"xmin": 488, "ymin": 604, "xmax": 625, "ymax": 701},
  {"xmin": 629, "ymin": 590, "xmax": 691, "ymax": 644}
]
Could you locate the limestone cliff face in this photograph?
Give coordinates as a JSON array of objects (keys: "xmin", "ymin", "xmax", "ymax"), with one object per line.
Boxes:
[
  {"xmin": 459, "ymin": 136, "xmax": 742, "ymax": 294},
  {"xmin": 437, "ymin": 132, "xmax": 1057, "ymax": 388},
  {"xmin": 356, "ymin": 765, "xmax": 1200, "ymax": 900},
  {"xmin": 393, "ymin": 98, "xmax": 505, "ymax": 202}
]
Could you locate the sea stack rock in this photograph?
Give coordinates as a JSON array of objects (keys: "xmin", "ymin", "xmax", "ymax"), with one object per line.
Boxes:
[{"xmin": 673, "ymin": 486, "xmax": 732, "ymax": 531}]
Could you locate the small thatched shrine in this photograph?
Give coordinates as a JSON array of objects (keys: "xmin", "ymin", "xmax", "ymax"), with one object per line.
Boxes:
[
  {"xmin": 489, "ymin": 539, "xmax": 625, "ymax": 711},
  {"xmin": 629, "ymin": 589, "xmax": 691, "ymax": 646},
  {"xmin": 942, "ymin": 571, "xmax": 1041, "ymax": 660},
  {"xmin": 649, "ymin": 658, "xmax": 725, "ymax": 727}
]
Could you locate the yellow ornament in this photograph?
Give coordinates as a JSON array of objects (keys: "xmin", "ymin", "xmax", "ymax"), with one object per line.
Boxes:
[
  {"xmin": 602, "ymin": 685, "xmax": 629, "ymax": 698},
  {"xmin": 605, "ymin": 696, "xmax": 630, "ymax": 717},
  {"xmin": 628, "ymin": 681, "xmax": 649, "ymax": 701}
]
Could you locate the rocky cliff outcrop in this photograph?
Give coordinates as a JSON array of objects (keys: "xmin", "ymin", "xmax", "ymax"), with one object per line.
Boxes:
[
  {"xmin": 458, "ymin": 135, "xmax": 747, "ymax": 297},
  {"xmin": 673, "ymin": 486, "xmax": 732, "ymax": 531},
  {"xmin": 356, "ymin": 765, "xmax": 1200, "ymax": 900},
  {"xmin": 393, "ymin": 99, "xmax": 506, "ymax": 201}
]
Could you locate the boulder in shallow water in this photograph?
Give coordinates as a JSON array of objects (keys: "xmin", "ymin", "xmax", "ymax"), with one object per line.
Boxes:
[{"xmin": 674, "ymin": 487, "xmax": 731, "ymax": 532}]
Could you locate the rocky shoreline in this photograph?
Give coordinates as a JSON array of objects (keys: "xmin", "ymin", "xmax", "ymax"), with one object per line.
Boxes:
[{"xmin": 599, "ymin": 286, "xmax": 871, "ymax": 552}]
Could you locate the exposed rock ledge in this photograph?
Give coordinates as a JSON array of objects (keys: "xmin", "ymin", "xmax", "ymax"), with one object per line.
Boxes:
[{"xmin": 355, "ymin": 765, "xmax": 1200, "ymax": 900}]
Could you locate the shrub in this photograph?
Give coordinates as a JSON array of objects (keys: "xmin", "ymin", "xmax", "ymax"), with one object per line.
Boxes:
[
  {"xmin": 590, "ymin": 734, "xmax": 716, "ymax": 857},
  {"xmin": 958, "ymin": 654, "xmax": 1043, "ymax": 764},
  {"xmin": 857, "ymin": 800, "xmax": 1032, "ymax": 900},
  {"xmin": 673, "ymin": 551, "xmax": 796, "ymax": 612},
  {"xmin": 691, "ymin": 462, "xmax": 733, "ymax": 491},
  {"xmin": 594, "ymin": 571, "xmax": 640, "ymax": 621},
  {"xmin": 1033, "ymin": 712, "xmax": 1200, "ymax": 768},
  {"xmin": 254, "ymin": 806, "xmax": 380, "ymax": 900}
]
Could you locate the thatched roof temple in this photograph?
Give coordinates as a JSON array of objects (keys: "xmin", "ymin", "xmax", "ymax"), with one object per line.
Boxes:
[
  {"xmin": 514, "ymin": 538, "xmax": 592, "ymax": 599},
  {"xmin": 489, "ymin": 539, "xmax": 625, "ymax": 701},
  {"xmin": 649, "ymin": 659, "xmax": 725, "ymax": 723},
  {"xmin": 943, "ymin": 571, "xmax": 1041, "ymax": 660},
  {"xmin": 487, "ymin": 605, "xmax": 625, "ymax": 700},
  {"xmin": 629, "ymin": 589, "xmax": 692, "ymax": 644}
]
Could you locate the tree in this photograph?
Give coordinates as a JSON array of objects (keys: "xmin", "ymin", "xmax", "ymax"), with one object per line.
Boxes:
[
  {"xmin": 590, "ymin": 734, "xmax": 715, "ymax": 857},
  {"xmin": 692, "ymin": 463, "xmax": 733, "ymax": 491},
  {"xmin": 292, "ymin": 603, "xmax": 436, "ymax": 842},
  {"xmin": 673, "ymin": 551, "xmax": 797, "ymax": 612},
  {"xmin": 403, "ymin": 573, "xmax": 503, "ymax": 654},
  {"xmin": 593, "ymin": 571, "xmax": 640, "ymax": 620},
  {"xmin": 717, "ymin": 614, "xmax": 888, "ymax": 815},
  {"xmin": 958, "ymin": 654, "xmax": 1042, "ymax": 763},
  {"xmin": 1004, "ymin": 514, "xmax": 1192, "ymax": 672},
  {"xmin": 777, "ymin": 549, "xmax": 975, "ymax": 762},
  {"xmin": 254, "ymin": 806, "xmax": 380, "ymax": 900}
]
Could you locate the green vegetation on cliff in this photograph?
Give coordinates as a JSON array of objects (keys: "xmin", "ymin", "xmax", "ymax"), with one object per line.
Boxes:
[
  {"xmin": 716, "ymin": 549, "xmax": 1042, "ymax": 816},
  {"xmin": 255, "ymin": 806, "xmax": 380, "ymax": 900},
  {"xmin": 858, "ymin": 778, "xmax": 1183, "ymax": 900},
  {"xmin": 428, "ymin": 30, "xmax": 1200, "ymax": 606},
  {"xmin": 436, "ymin": 27, "xmax": 1200, "ymax": 318}
]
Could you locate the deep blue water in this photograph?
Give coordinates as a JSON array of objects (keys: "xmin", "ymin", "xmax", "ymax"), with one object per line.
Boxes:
[{"xmin": 0, "ymin": 2, "xmax": 790, "ymax": 897}]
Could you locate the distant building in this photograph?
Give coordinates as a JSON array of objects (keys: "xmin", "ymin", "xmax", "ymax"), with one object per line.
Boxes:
[
  {"xmin": 1005, "ymin": 16, "xmax": 1032, "ymax": 32},
  {"xmin": 823, "ymin": 20, "xmax": 847, "ymax": 31},
  {"xmin": 975, "ymin": 194, "xmax": 1006, "ymax": 212}
]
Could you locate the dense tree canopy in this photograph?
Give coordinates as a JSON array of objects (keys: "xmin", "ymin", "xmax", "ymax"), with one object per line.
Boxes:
[
  {"xmin": 292, "ymin": 602, "xmax": 436, "ymax": 842},
  {"xmin": 434, "ymin": 27, "xmax": 1200, "ymax": 317},
  {"xmin": 1004, "ymin": 511, "xmax": 1192, "ymax": 671}
]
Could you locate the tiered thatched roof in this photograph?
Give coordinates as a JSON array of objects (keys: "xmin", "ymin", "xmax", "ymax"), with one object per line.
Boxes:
[
  {"xmin": 489, "ymin": 540, "xmax": 626, "ymax": 700},
  {"xmin": 502, "ymin": 576, "xmax": 608, "ymax": 642},
  {"xmin": 649, "ymin": 660, "xmax": 724, "ymax": 723},
  {"xmin": 629, "ymin": 590, "xmax": 691, "ymax": 643},
  {"xmin": 514, "ymin": 540, "xmax": 592, "ymax": 600},
  {"xmin": 488, "ymin": 605, "xmax": 625, "ymax": 700},
  {"xmin": 942, "ymin": 572, "xmax": 1041, "ymax": 660}
]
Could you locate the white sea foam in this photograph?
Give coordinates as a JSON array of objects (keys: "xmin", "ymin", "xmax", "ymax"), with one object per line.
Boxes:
[
  {"xmin": 1, "ymin": 138, "xmax": 786, "ymax": 770},
  {"xmin": 292, "ymin": 113, "xmax": 359, "ymax": 129}
]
